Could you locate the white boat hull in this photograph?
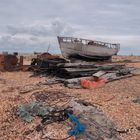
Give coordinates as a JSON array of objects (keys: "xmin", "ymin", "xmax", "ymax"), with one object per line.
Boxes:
[{"xmin": 58, "ymin": 37, "xmax": 120, "ymax": 60}]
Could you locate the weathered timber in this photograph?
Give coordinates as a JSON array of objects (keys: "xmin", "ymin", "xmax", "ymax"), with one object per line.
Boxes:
[
  {"xmin": 65, "ymin": 77, "xmax": 92, "ymax": 84},
  {"xmin": 107, "ymin": 74, "xmax": 133, "ymax": 82},
  {"xmin": 93, "ymin": 71, "xmax": 106, "ymax": 77},
  {"xmin": 56, "ymin": 62, "xmax": 96, "ymax": 68},
  {"xmin": 130, "ymin": 68, "xmax": 140, "ymax": 75},
  {"xmin": 60, "ymin": 68, "xmax": 99, "ymax": 73}
]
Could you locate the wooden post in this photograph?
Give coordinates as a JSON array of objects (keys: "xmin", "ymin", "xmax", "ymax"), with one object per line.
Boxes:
[{"xmin": 19, "ymin": 56, "xmax": 24, "ymax": 67}]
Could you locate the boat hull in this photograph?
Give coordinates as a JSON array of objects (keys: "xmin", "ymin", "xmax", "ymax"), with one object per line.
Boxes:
[{"xmin": 58, "ymin": 37, "xmax": 120, "ymax": 60}]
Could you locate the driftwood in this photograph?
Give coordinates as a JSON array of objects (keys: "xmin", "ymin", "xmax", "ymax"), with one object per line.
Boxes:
[
  {"xmin": 57, "ymin": 62, "xmax": 96, "ymax": 68},
  {"xmin": 93, "ymin": 71, "xmax": 106, "ymax": 77},
  {"xmin": 63, "ymin": 69, "xmax": 135, "ymax": 88},
  {"xmin": 30, "ymin": 58, "xmax": 139, "ymax": 82},
  {"xmin": 65, "ymin": 76, "xmax": 92, "ymax": 84},
  {"xmin": 19, "ymin": 84, "xmax": 40, "ymax": 94},
  {"xmin": 60, "ymin": 68, "xmax": 98, "ymax": 73},
  {"xmin": 107, "ymin": 74, "xmax": 133, "ymax": 82},
  {"xmin": 56, "ymin": 64, "xmax": 125, "ymax": 79},
  {"xmin": 38, "ymin": 79, "xmax": 64, "ymax": 85},
  {"xmin": 130, "ymin": 69, "xmax": 140, "ymax": 75},
  {"xmin": 57, "ymin": 63, "xmax": 124, "ymax": 69}
]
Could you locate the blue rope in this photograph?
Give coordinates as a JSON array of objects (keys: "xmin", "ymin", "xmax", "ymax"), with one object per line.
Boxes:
[{"xmin": 67, "ymin": 113, "xmax": 86, "ymax": 136}]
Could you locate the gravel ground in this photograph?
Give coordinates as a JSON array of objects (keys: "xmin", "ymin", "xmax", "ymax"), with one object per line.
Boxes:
[{"xmin": 0, "ymin": 60, "xmax": 140, "ymax": 140}]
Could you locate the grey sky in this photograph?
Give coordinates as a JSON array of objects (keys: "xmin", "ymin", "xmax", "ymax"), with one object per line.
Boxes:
[{"xmin": 0, "ymin": 0, "xmax": 140, "ymax": 55}]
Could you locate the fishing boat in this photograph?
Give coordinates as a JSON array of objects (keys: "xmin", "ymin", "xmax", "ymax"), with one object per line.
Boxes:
[{"xmin": 57, "ymin": 36, "xmax": 120, "ymax": 61}]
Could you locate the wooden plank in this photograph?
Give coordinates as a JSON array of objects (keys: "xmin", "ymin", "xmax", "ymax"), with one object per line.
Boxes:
[
  {"xmin": 107, "ymin": 74, "xmax": 133, "ymax": 82},
  {"xmin": 61, "ymin": 68, "xmax": 99, "ymax": 73},
  {"xmin": 93, "ymin": 71, "xmax": 106, "ymax": 77},
  {"xmin": 57, "ymin": 62, "xmax": 96, "ymax": 68},
  {"xmin": 65, "ymin": 76, "xmax": 92, "ymax": 84}
]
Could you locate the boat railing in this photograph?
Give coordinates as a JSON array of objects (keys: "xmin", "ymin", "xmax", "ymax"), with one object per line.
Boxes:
[{"xmin": 58, "ymin": 36, "xmax": 120, "ymax": 50}]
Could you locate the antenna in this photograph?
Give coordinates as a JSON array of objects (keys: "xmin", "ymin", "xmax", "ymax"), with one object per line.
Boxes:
[{"xmin": 47, "ymin": 42, "xmax": 51, "ymax": 53}]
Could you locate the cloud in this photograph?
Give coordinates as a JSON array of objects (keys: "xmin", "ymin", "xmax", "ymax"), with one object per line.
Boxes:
[
  {"xmin": 0, "ymin": 34, "xmax": 59, "ymax": 53},
  {"xmin": 2, "ymin": 18, "xmax": 76, "ymax": 53},
  {"xmin": 6, "ymin": 18, "xmax": 75, "ymax": 37},
  {"xmin": 0, "ymin": 0, "xmax": 139, "ymax": 55}
]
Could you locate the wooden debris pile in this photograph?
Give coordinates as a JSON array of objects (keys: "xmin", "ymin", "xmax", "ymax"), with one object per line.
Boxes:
[
  {"xmin": 55, "ymin": 63, "xmax": 133, "ymax": 78},
  {"xmin": 30, "ymin": 56, "xmax": 140, "ymax": 88},
  {"xmin": 31, "ymin": 61, "xmax": 138, "ymax": 78},
  {"xmin": 31, "ymin": 61, "xmax": 129, "ymax": 77},
  {"xmin": 29, "ymin": 52, "xmax": 68, "ymax": 73},
  {"xmin": 43, "ymin": 63, "xmax": 140, "ymax": 88}
]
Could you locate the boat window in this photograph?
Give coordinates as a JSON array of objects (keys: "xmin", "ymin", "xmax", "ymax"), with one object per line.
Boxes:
[
  {"xmin": 59, "ymin": 37, "xmax": 119, "ymax": 50},
  {"xmin": 63, "ymin": 38, "xmax": 72, "ymax": 42},
  {"xmin": 82, "ymin": 40, "xmax": 86, "ymax": 44}
]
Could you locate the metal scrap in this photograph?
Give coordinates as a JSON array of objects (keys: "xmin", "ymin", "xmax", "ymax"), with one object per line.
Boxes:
[{"xmin": 0, "ymin": 52, "xmax": 23, "ymax": 71}]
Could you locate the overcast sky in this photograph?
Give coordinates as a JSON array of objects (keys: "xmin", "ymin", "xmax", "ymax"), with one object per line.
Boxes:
[{"xmin": 0, "ymin": 0, "xmax": 140, "ymax": 55}]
